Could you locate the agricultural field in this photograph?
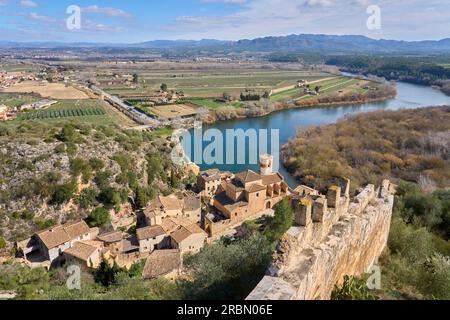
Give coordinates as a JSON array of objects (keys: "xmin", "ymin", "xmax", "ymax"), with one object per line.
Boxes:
[
  {"xmin": 1, "ymin": 81, "xmax": 89, "ymax": 100},
  {"xmin": 270, "ymin": 76, "xmax": 380, "ymax": 102},
  {"xmin": 13, "ymin": 99, "xmax": 116, "ymax": 125},
  {"xmin": 101, "ymin": 69, "xmax": 331, "ymax": 99},
  {"xmin": 146, "ymin": 104, "xmax": 199, "ymax": 120},
  {"xmin": 185, "ymin": 98, "xmax": 245, "ymax": 110},
  {"xmin": 0, "ymin": 93, "xmax": 41, "ymax": 108}
]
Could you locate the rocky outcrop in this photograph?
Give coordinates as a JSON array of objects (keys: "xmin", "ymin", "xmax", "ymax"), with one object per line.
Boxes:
[{"xmin": 247, "ymin": 180, "xmax": 395, "ymax": 300}]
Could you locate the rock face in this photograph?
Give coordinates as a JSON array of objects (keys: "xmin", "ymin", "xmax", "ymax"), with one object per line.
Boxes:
[{"xmin": 247, "ymin": 180, "xmax": 395, "ymax": 300}]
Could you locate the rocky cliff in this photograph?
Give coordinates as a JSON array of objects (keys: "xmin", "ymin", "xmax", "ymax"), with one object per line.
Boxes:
[{"xmin": 247, "ymin": 180, "xmax": 395, "ymax": 300}]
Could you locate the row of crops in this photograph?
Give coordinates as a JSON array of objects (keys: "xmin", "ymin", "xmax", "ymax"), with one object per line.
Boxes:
[{"xmin": 17, "ymin": 108, "xmax": 106, "ymax": 121}]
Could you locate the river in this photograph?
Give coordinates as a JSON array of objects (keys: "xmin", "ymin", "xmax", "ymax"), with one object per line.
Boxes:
[{"xmin": 184, "ymin": 81, "xmax": 450, "ymax": 187}]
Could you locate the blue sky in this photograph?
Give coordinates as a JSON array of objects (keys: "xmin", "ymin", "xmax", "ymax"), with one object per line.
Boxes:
[{"xmin": 0, "ymin": 0, "xmax": 449, "ymax": 43}]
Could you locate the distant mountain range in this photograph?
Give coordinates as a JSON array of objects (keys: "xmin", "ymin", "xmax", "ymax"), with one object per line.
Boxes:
[{"xmin": 2, "ymin": 34, "xmax": 450, "ymax": 54}]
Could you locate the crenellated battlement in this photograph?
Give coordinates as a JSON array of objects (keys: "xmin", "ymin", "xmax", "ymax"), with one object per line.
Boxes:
[{"xmin": 247, "ymin": 179, "xmax": 395, "ymax": 300}]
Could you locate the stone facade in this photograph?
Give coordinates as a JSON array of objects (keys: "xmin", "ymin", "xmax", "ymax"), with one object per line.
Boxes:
[{"xmin": 247, "ymin": 180, "xmax": 395, "ymax": 300}]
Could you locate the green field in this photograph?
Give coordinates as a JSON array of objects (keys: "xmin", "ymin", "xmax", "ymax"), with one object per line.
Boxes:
[
  {"xmin": 0, "ymin": 93, "xmax": 41, "ymax": 108},
  {"xmin": 17, "ymin": 107, "xmax": 106, "ymax": 121},
  {"xmin": 14, "ymin": 99, "xmax": 115, "ymax": 125},
  {"xmin": 101, "ymin": 70, "xmax": 331, "ymax": 99},
  {"xmin": 270, "ymin": 76, "xmax": 378, "ymax": 102}
]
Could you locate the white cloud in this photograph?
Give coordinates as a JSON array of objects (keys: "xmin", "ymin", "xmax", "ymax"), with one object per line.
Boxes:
[
  {"xmin": 161, "ymin": 0, "xmax": 450, "ymax": 41},
  {"xmin": 81, "ymin": 5, "xmax": 132, "ymax": 19},
  {"xmin": 20, "ymin": 0, "xmax": 38, "ymax": 8}
]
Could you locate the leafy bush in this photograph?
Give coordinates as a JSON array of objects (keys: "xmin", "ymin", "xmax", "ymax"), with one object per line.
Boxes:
[
  {"xmin": 87, "ymin": 207, "xmax": 111, "ymax": 228},
  {"xmin": 264, "ymin": 199, "xmax": 294, "ymax": 244},
  {"xmin": 49, "ymin": 181, "xmax": 77, "ymax": 205},
  {"xmin": 332, "ymin": 276, "xmax": 378, "ymax": 300}
]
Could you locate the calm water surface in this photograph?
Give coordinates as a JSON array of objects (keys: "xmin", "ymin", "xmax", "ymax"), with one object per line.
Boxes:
[{"xmin": 184, "ymin": 82, "xmax": 450, "ymax": 187}]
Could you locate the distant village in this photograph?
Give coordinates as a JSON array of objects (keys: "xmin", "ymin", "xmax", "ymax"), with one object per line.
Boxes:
[
  {"xmin": 14, "ymin": 154, "xmax": 351, "ymax": 282},
  {"xmin": 0, "ymin": 69, "xmax": 65, "ymax": 121}
]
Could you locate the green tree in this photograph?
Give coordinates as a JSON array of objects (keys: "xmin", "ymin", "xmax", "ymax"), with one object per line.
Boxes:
[
  {"xmin": 97, "ymin": 187, "xmax": 122, "ymax": 208},
  {"xmin": 160, "ymin": 83, "xmax": 168, "ymax": 92},
  {"xmin": 49, "ymin": 181, "xmax": 77, "ymax": 205},
  {"xmin": 135, "ymin": 185, "xmax": 156, "ymax": 208},
  {"xmin": 76, "ymin": 188, "xmax": 98, "ymax": 209},
  {"xmin": 170, "ymin": 168, "xmax": 179, "ymax": 189},
  {"xmin": 94, "ymin": 259, "xmax": 124, "ymax": 287},
  {"xmin": 0, "ymin": 237, "xmax": 6, "ymax": 249},
  {"xmin": 264, "ymin": 198, "xmax": 294, "ymax": 244},
  {"xmin": 88, "ymin": 207, "xmax": 111, "ymax": 228}
]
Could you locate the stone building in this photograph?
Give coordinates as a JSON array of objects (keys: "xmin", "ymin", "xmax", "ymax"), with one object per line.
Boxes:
[
  {"xmin": 64, "ymin": 240, "xmax": 104, "ymax": 268},
  {"xmin": 142, "ymin": 249, "xmax": 181, "ymax": 280},
  {"xmin": 213, "ymin": 169, "xmax": 288, "ymax": 223},
  {"xmin": 144, "ymin": 192, "xmax": 201, "ymax": 226},
  {"xmin": 197, "ymin": 169, "xmax": 222, "ymax": 198},
  {"xmin": 17, "ymin": 220, "xmax": 97, "ymax": 268},
  {"xmin": 136, "ymin": 225, "xmax": 166, "ymax": 253},
  {"xmin": 169, "ymin": 223, "xmax": 207, "ymax": 255}
]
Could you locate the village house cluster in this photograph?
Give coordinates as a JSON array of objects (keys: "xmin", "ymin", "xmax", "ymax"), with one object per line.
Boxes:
[{"xmin": 15, "ymin": 153, "xmax": 355, "ymax": 282}]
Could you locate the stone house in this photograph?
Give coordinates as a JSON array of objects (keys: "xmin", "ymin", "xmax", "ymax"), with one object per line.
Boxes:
[
  {"xmin": 136, "ymin": 225, "xmax": 166, "ymax": 253},
  {"xmin": 144, "ymin": 192, "xmax": 201, "ymax": 226},
  {"xmin": 169, "ymin": 223, "xmax": 207, "ymax": 255},
  {"xmin": 197, "ymin": 169, "xmax": 222, "ymax": 198},
  {"xmin": 38, "ymin": 220, "xmax": 92, "ymax": 265},
  {"xmin": 16, "ymin": 220, "xmax": 96, "ymax": 268},
  {"xmin": 64, "ymin": 240, "xmax": 104, "ymax": 268},
  {"xmin": 142, "ymin": 249, "xmax": 181, "ymax": 280},
  {"xmin": 96, "ymin": 231, "xmax": 124, "ymax": 254}
]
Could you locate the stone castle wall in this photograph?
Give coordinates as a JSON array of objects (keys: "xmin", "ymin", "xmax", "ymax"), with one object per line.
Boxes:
[{"xmin": 247, "ymin": 180, "xmax": 395, "ymax": 300}]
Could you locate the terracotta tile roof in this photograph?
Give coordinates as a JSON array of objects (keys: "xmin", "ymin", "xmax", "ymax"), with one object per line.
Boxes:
[
  {"xmin": 160, "ymin": 216, "xmax": 194, "ymax": 234},
  {"xmin": 214, "ymin": 191, "xmax": 248, "ymax": 212},
  {"xmin": 262, "ymin": 173, "xmax": 284, "ymax": 186},
  {"xmin": 64, "ymin": 241, "xmax": 100, "ymax": 262},
  {"xmin": 170, "ymin": 227, "xmax": 192, "ymax": 244},
  {"xmin": 183, "ymin": 194, "xmax": 201, "ymax": 211},
  {"xmin": 226, "ymin": 180, "xmax": 244, "ymax": 191},
  {"xmin": 235, "ymin": 170, "xmax": 261, "ymax": 183},
  {"xmin": 200, "ymin": 169, "xmax": 221, "ymax": 182},
  {"xmin": 121, "ymin": 237, "xmax": 139, "ymax": 253},
  {"xmin": 136, "ymin": 225, "xmax": 166, "ymax": 240},
  {"xmin": 64, "ymin": 220, "xmax": 91, "ymax": 239},
  {"xmin": 142, "ymin": 249, "xmax": 181, "ymax": 279},
  {"xmin": 97, "ymin": 231, "xmax": 123, "ymax": 243},
  {"xmin": 159, "ymin": 195, "xmax": 183, "ymax": 211},
  {"xmin": 247, "ymin": 184, "xmax": 267, "ymax": 193},
  {"xmin": 171, "ymin": 223, "xmax": 206, "ymax": 244},
  {"xmin": 37, "ymin": 220, "xmax": 90, "ymax": 249}
]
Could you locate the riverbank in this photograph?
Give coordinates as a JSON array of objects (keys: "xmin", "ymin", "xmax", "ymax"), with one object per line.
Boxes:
[
  {"xmin": 203, "ymin": 83, "xmax": 397, "ymax": 124},
  {"xmin": 186, "ymin": 80, "xmax": 450, "ymax": 188}
]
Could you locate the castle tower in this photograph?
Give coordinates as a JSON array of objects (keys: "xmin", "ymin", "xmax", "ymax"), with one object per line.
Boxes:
[{"xmin": 260, "ymin": 154, "xmax": 273, "ymax": 176}]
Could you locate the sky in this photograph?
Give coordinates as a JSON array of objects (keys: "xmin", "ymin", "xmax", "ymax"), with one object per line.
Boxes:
[{"xmin": 0, "ymin": 0, "xmax": 449, "ymax": 43}]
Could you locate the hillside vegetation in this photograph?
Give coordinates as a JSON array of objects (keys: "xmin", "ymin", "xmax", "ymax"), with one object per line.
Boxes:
[
  {"xmin": 0, "ymin": 120, "xmax": 177, "ymax": 247},
  {"xmin": 282, "ymin": 106, "xmax": 450, "ymax": 300},
  {"xmin": 282, "ymin": 106, "xmax": 450, "ymax": 191}
]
